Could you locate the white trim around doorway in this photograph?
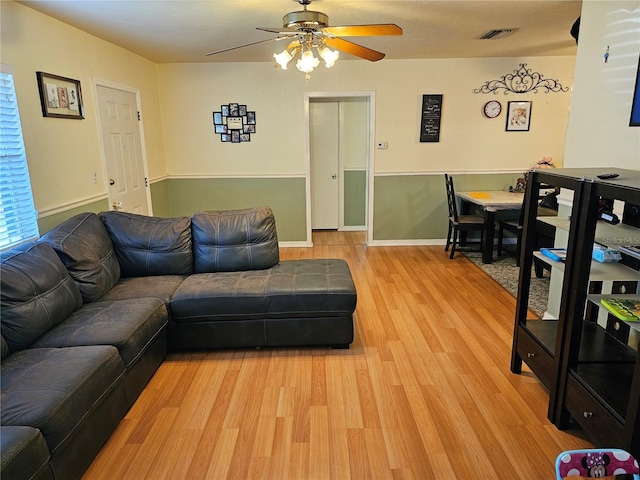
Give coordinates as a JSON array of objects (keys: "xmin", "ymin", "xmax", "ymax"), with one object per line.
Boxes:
[{"xmin": 304, "ymin": 91, "xmax": 376, "ymax": 247}]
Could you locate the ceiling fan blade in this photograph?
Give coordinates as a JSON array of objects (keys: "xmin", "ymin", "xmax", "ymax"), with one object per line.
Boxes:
[
  {"xmin": 205, "ymin": 37, "xmax": 282, "ymax": 56},
  {"xmin": 323, "ymin": 24, "xmax": 403, "ymax": 37},
  {"xmin": 323, "ymin": 37, "xmax": 385, "ymax": 62},
  {"xmin": 256, "ymin": 27, "xmax": 299, "ymax": 35}
]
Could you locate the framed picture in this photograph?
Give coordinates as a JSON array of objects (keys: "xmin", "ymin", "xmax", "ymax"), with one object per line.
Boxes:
[
  {"xmin": 227, "ymin": 116, "xmax": 243, "ymax": 130},
  {"xmin": 505, "ymin": 101, "xmax": 531, "ymax": 131},
  {"xmin": 36, "ymin": 71, "xmax": 83, "ymax": 119},
  {"xmin": 214, "ymin": 103, "xmax": 256, "ymax": 143}
]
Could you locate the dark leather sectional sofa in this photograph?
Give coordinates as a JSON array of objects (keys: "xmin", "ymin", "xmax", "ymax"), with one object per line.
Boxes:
[{"xmin": 0, "ymin": 206, "xmax": 357, "ymax": 480}]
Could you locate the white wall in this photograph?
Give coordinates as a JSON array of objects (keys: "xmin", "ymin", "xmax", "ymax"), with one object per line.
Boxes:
[
  {"xmin": 3, "ymin": 0, "xmax": 581, "ymax": 220},
  {"xmin": 564, "ymin": 0, "xmax": 640, "ymax": 169},
  {"xmin": 0, "ymin": 1, "xmax": 166, "ymax": 215},
  {"xmin": 157, "ymin": 56, "xmax": 576, "ymax": 178}
]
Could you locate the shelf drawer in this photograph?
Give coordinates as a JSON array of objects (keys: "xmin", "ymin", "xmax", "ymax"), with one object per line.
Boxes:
[
  {"xmin": 516, "ymin": 328, "xmax": 554, "ymax": 388},
  {"xmin": 565, "ymin": 374, "xmax": 625, "ymax": 445}
]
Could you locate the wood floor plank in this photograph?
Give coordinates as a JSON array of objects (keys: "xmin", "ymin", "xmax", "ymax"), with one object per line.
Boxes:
[{"xmin": 83, "ymin": 231, "xmax": 593, "ymax": 479}]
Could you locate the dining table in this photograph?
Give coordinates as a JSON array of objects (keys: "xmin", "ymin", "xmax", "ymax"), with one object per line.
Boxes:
[{"xmin": 456, "ymin": 190, "xmax": 524, "ymax": 264}]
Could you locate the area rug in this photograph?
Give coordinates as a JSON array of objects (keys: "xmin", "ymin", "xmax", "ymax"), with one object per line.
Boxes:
[{"xmin": 462, "ymin": 251, "xmax": 550, "ymax": 317}]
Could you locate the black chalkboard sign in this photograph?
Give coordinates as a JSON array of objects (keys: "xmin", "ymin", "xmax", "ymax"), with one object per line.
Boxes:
[{"xmin": 420, "ymin": 94, "xmax": 443, "ymax": 142}]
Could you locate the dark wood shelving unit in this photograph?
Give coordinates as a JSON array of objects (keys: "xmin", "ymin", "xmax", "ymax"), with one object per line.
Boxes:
[{"xmin": 511, "ymin": 167, "xmax": 640, "ymax": 455}]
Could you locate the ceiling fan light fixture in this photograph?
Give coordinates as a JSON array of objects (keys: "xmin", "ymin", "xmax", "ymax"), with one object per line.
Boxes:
[
  {"xmin": 318, "ymin": 46, "xmax": 339, "ymax": 68},
  {"xmin": 296, "ymin": 49, "xmax": 320, "ymax": 73},
  {"xmin": 274, "ymin": 48, "xmax": 294, "ymax": 70}
]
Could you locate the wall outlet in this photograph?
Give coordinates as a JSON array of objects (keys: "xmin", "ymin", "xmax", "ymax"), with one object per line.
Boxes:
[
  {"xmin": 377, "ymin": 141, "xmax": 388, "ymax": 150},
  {"xmin": 92, "ymin": 171, "xmax": 98, "ymax": 183}
]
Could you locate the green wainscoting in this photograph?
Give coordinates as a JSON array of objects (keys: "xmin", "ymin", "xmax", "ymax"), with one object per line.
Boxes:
[
  {"xmin": 162, "ymin": 177, "xmax": 307, "ymax": 242},
  {"xmin": 373, "ymin": 173, "xmax": 520, "ymax": 241},
  {"xmin": 344, "ymin": 170, "xmax": 366, "ymax": 227},
  {"xmin": 38, "ymin": 198, "xmax": 109, "ymax": 235},
  {"xmin": 38, "ymin": 173, "xmax": 520, "ymax": 243},
  {"xmin": 149, "ymin": 180, "xmax": 170, "ymax": 217}
]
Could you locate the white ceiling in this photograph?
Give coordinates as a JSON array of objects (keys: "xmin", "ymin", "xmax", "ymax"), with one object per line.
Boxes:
[{"xmin": 16, "ymin": 0, "xmax": 582, "ymax": 64}]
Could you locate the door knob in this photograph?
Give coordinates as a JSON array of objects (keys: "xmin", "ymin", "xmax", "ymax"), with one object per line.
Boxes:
[
  {"xmin": 331, "ymin": 174, "xmax": 337, "ymax": 179},
  {"xmin": 109, "ymin": 179, "xmax": 115, "ymax": 185}
]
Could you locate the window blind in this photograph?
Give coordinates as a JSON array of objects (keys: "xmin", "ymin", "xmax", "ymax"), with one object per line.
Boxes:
[{"xmin": 0, "ymin": 71, "xmax": 39, "ymax": 249}]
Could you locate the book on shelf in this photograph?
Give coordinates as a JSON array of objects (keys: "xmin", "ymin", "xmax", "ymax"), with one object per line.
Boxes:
[
  {"xmin": 540, "ymin": 247, "xmax": 567, "ymax": 262},
  {"xmin": 600, "ymin": 298, "xmax": 640, "ymax": 322}
]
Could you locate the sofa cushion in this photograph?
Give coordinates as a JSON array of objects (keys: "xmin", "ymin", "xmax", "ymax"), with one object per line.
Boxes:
[
  {"xmin": 1, "ymin": 335, "xmax": 9, "ymax": 360},
  {"xmin": 0, "ymin": 346, "xmax": 126, "ymax": 456},
  {"xmin": 0, "ymin": 242, "xmax": 82, "ymax": 352},
  {"xmin": 40, "ymin": 212, "xmax": 121, "ymax": 302},
  {"xmin": 98, "ymin": 275, "xmax": 187, "ymax": 311},
  {"xmin": 263, "ymin": 259, "xmax": 357, "ymax": 318},
  {"xmin": 1, "ymin": 426, "xmax": 53, "ymax": 480},
  {"xmin": 31, "ymin": 298, "xmax": 167, "ymax": 369},
  {"xmin": 192, "ymin": 206, "xmax": 279, "ymax": 273},
  {"xmin": 171, "ymin": 270, "xmax": 270, "ymax": 322},
  {"xmin": 170, "ymin": 259, "xmax": 357, "ymax": 322},
  {"xmin": 100, "ymin": 211, "xmax": 193, "ymax": 277}
]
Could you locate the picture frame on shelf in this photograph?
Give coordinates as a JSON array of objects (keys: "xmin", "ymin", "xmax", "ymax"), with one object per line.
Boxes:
[
  {"xmin": 36, "ymin": 71, "xmax": 84, "ymax": 119},
  {"xmin": 505, "ymin": 101, "xmax": 531, "ymax": 132}
]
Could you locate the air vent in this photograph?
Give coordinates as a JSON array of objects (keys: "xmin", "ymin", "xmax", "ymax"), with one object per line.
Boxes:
[{"xmin": 476, "ymin": 29, "xmax": 517, "ymax": 40}]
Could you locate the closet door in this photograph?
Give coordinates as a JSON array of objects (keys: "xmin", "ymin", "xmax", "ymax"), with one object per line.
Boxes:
[{"xmin": 310, "ymin": 100, "xmax": 339, "ymax": 229}]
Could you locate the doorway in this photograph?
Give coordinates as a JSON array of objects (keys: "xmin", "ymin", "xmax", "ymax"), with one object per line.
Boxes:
[
  {"xmin": 95, "ymin": 82, "xmax": 151, "ymax": 215},
  {"xmin": 305, "ymin": 92, "xmax": 374, "ymax": 244}
]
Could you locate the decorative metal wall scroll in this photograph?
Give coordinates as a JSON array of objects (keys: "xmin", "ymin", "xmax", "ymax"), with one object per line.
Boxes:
[
  {"xmin": 473, "ymin": 63, "xmax": 569, "ymax": 95},
  {"xmin": 213, "ymin": 103, "xmax": 256, "ymax": 143}
]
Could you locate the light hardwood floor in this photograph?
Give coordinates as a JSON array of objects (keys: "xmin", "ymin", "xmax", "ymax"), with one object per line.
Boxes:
[{"xmin": 83, "ymin": 231, "xmax": 591, "ymax": 480}]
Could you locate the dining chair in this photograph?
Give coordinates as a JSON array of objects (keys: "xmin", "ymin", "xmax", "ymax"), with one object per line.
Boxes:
[
  {"xmin": 444, "ymin": 174, "xmax": 485, "ymax": 259},
  {"xmin": 497, "ymin": 188, "xmax": 558, "ymax": 268},
  {"xmin": 497, "ymin": 199, "xmax": 525, "ymax": 266},
  {"xmin": 555, "ymin": 448, "xmax": 640, "ymax": 479}
]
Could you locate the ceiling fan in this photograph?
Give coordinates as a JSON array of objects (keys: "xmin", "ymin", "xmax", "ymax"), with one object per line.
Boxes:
[{"xmin": 205, "ymin": 0, "xmax": 402, "ymax": 75}]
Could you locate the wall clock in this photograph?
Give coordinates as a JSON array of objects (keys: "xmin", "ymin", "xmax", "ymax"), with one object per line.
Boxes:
[{"xmin": 483, "ymin": 100, "xmax": 502, "ymax": 118}]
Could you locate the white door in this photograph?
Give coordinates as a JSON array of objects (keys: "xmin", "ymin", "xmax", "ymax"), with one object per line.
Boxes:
[
  {"xmin": 310, "ymin": 100, "xmax": 339, "ymax": 229},
  {"xmin": 96, "ymin": 85, "xmax": 150, "ymax": 214}
]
